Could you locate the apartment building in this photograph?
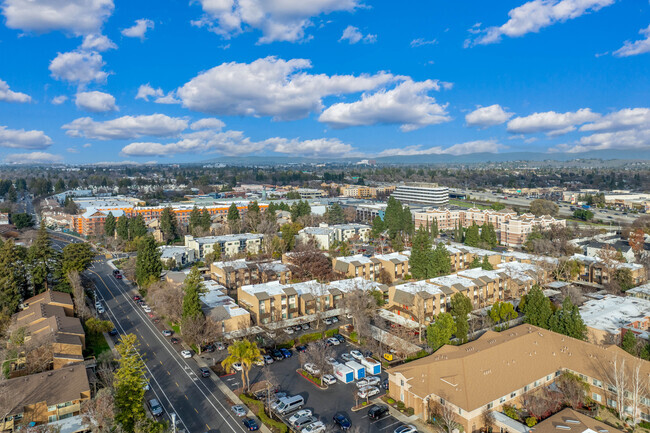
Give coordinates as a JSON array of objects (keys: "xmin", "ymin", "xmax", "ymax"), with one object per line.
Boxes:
[
  {"xmin": 158, "ymin": 246, "xmax": 196, "ymax": 268},
  {"xmin": 355, "ymin": 203, "xmax": 387, "ymax": 223},
  {"xmin": 184, "ymin": 233, "xmax": 264, "ymax": 259},
  {"xmin": 571, "ymin": 254, "xmax": 646, "ymax": 286},
  {"xmin": 210, "ymin": 259, "xmax": 291, "ymax": 290},
  {"xmin": 72, "ymin": 208, "xmax": 126, "ymax": 237},
  {"xmin": 0, "ymin": 366, "xmax": 91, "ymax": 431},
  {"xmin": 341, "ymin": 185, "xmax": 395, "ymax": 199},
  {"xmin": 333, "ymin": 254, "xmax": 381, "ymax": 280},
  {"xmin": 387, "ymin": 280, "xmax": 446, "ymax": 325},
  {"xmin": 579, "ymin": 294, "xmax": 650, "ymax": 344},
  {"xmin": 387, "ymin": 325, "xmax": 650, "ymax": 433},
  {"xmin": 391, "ymin": 183, "xmax": 449, "ymax": 207},
  {"xmin": 200, "ymin": 281, "xmax": 251, "ymax": 333},
  {"xmin": 500, "ymin": 214, "xmax": 567, "ymax": 248},
  {"xmin": 628, "ymin": 283, "xmax": 650, "ymax": 301},
  {"xmin": 297, "ymin": 223, "xmax": 370, "ymax": 250},
  {"xmin": 374, "ymin": 252, "xmax": 410, "ymax": 282}
]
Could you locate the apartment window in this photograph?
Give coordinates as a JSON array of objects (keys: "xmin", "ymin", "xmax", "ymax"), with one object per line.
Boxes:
[
  {"xmin": 592, "ymin": 393, "xmax": 602, "ymax": 403},
  {"xmin": 48, "ymin": 415, "xmax": 58, "ymax": 423},
  {"xmin": 458, "ymin": 408, "xmax": 462, "ymax": 415},
  {"xmin": 607, "ymin": 399, "xmax": 617, "ymax": 408},
  {"xmin": 487, "ymin": 402, "xmax": 493, "ymax": 410},
  {"xmin": 440, "ymin": 398, "xmax": 446, "ymax": 405},
  {"xmin": 546, "ymin": 375, "xmax": 552, "ymax": 381},
  {"xmin": 48, "ymin": 405, "xmax": 57, "ymax": 412},
  {"xmin": 500, "ymin": 397, "xmax": 506, "ymax": 404},
  {"xmin": 401, "ymin": 379, "xmax": 405, "ymax": 387},
  {"xmin": 524, "ymin": 385, "xmax": 530, "ymax": 392},
  {"xmin": 510, "ymin": 392, "xmax": 517, "ymax": 399},
  {"xmin": 534, "ymin": 381, "xmax": 540, "ymax": 387},
  {"xmin": 593, "ymin": 379, "xmax": 602, "ymax": 388}
]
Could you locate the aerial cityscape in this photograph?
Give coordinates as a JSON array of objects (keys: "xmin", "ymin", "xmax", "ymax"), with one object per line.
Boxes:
[{"xmin": 0, "ymin": 1, "xmax": 649, "ymax": 433}]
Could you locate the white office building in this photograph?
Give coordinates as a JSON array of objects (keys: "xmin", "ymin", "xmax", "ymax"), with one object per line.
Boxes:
[{"xmin": 391, "ymin": 183, "xmax": 449, "ymax": 207}]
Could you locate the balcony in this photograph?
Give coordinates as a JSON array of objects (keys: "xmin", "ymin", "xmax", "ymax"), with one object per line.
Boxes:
[{"xmin": 55, "ymin": 403, "xmax": 80, "ymax": 417}]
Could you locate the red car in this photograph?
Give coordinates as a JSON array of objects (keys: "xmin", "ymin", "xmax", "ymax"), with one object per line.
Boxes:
[
  {"xmin": 115, "ymin": 274, "xmax": 123, "ymax": 279},
  {"xmin": 133, "ymin": 295, "xmax": 142, "ymax": 301}
]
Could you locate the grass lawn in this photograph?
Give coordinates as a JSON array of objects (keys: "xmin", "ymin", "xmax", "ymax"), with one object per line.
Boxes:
[
  {"xmin": 167, "ymin": 321, "xmax": 181, "ymax": 335},
  {"xmin": 449, "ymin": 199, "xmax": 492, "ymax": 210},
  {"xmin": 85, "ymin": 331, "xmax": 111, "ymax": 358}
]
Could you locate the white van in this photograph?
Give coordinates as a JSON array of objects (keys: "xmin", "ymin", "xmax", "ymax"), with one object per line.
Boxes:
[{"xmin": 275, "ymin": 395, "xmax": 305, "ymax": 415}]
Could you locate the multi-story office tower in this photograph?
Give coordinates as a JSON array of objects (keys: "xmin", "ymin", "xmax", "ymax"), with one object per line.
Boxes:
[{"xmin": 391, "ymin": 183, "xmax": 449, "ymax": 207}]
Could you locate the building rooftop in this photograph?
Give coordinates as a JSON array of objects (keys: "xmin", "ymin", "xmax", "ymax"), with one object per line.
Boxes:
[
  {"xmin": 532, "ymin": 408, "xmax": 624, "ymax": 433},
  {"xmin": 394, "ymin": 280, "xmax": 444, "ymax": 296},
  {"xmin": 579, "ymin": 294, "xmax": 650, "ymax": 335},
  {"xmin": 158, "ymin": 245, "xmax": 192, "ymax": 258},
  {"xmin": 627, "ymin": 283, "xmax": 650, "ymax": 297},
  {"xmin": 373, "ymin": 252, "xmax": 409, "ymax": 263},
  {"xmin": 328, "ymin": 277, "xmax": 386, "ymax": 293},
  {"xmin": 334, "ymin": 254, "xmax": 376, "ymax": 265},
  {"xmin": 430, "ymin": 274, "xmax": 477, "ymax": 290},
  {"xmin": 189, "ymin": 233, "xmax": 264, "ymax": 245},
  {"xmin": 24, "ymin": 290, "xmax": 73, "ymax": 308}
]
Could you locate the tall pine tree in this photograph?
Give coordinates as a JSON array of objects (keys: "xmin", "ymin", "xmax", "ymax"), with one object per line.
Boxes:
[
  {"xmin": 0, "ymin": 240, "xmax": 26, "ymax": 313},
  {"xmin": 116, "ymin": 215, "xmax": 129, "ymax": 240},
  {"xmin": 160, "ymin": 207, "xmax": 178, "ymax": 243},
  {"xmin": 410, "ymin": 227, "xmax": 434, "ymax": 279},
  {"xmin": 104, "ymin": 212, "xmax": 116, "ymax": 237},
  {"xmin": 182, "ymin": 267, "xmax": 206, "ymax": 320},
  {"xmin": 464, "ymin": 223, "xmax": 480, "ymax": 247},
  {"xmin": 135, "ymin": 236, "xmax": 162, "ymax": 287},
  {"xmin": 114, "ymin": 334, "xmax": 147, "ymax": 432},
  {"xmin": 29, "ymin": 225, "xmax": 56, "ymax": 293}
]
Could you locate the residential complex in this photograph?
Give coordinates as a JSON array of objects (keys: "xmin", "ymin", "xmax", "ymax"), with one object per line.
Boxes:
[
  {"xmin": 387, "ymin": 325, "xmax": 650, "ymax": 433},
  {"xmin": 391, "ymin": 183, "xmax": 449, "ymax": 207},
  {"xmin": 296, "ymin": 223, "xmax": 370, "ymax": 250},
  {"xmin": 200, "ymin": 281, "xmax": 251, "ymax": 333},
  {"xmin": 579, "ymin": 294, "xmax": 650, "ymax": 344},
  {"xmin": 571, "ymin": 254, "xmax": 646, "ymax": 287},
  {"xmin": 184, "ymin": 233, "xmax": 264, "ymax": 259},
  {"xmin": 158, "ymin": 245, "xmax": 196, "ymax": 268},
  {"xmin": 340, "ymin": 184, "xmax": 396, "ymax": 199},
  {"xmin": 210, "ymin": 259, "xmax": 292, "ymax": 291},
  {"xmin": 332, "ymin": 252, "xmax": 409, "ymax": 283}
]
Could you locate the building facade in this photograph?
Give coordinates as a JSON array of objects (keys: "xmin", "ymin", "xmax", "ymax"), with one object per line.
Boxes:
[
  {"xmin": 391, "ymin": 183, "xmax": 449, "ymax": 207},
  {"xmin": 184, "ymin": 234, "xmax": 264, "ymax": 259}
]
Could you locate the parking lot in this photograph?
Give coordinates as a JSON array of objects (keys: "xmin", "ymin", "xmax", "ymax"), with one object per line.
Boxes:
[{"xmin": 239, "ymin": 338, "xmax": 403, "ymax": 433}]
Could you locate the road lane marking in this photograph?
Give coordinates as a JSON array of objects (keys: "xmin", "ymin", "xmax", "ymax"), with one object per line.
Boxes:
[
  {"xmin": 185, "ymin": 395, "xmax": 188, "ymax": 400},
  {"xmin": 194, "ymin": 408, "xmax": 198, "ymax": 414},
  {"xmin": 175, "ymin": 382, "xmax": 179, "ymax": 387}
]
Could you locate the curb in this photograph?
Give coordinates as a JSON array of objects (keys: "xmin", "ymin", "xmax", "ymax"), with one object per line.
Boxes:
[{"xmin": 296, "ymin": 369, "xmax": 327, "ymax": 390}]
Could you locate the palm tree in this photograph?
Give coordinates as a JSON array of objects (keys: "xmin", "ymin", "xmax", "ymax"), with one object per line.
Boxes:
[{"xmin": 221, "ymin": 339, "xmax": 262, "ymax": 392}]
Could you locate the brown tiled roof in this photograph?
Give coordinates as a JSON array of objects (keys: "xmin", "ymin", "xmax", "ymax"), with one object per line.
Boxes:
[
  {"xmin": 334, "ymin": 261, "xmax": 350, "ymax": 273},
  {"xmin": 392, "ymin": 290, "xmax": 415, "ymax": 307},
  {"xmin": 15, "ymin": 304, "xmax": 66, "ymax": 326},
  {"xmin": 2, "ymin": 366, "xmax": 90, "ymax": 415},
  {"xmin": 533, "ymin": 408, "xmax": 625, "ymax": 433},
  {"xmin": 28, "ymin": 316, "xmax": 84, "ymax": 337},
  {"xmin": 23, "ymin": 290, "xmax": 73, "ymax": 308},
  {"xmin": 388, "ymin": 324, "xmax": 650, "ymax": 413}
]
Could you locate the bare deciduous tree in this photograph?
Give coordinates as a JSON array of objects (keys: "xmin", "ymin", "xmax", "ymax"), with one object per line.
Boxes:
[
  {"xmin": 82, "ymin": 388, "xmax": 115, "ymax": 433},
  {"xmin": 147, "ymin": 281, "xmax": 183, "ymax": 323},
  {"xmin": 69, "ymin": 270, "xmax": 91, "ymax": 322},
  {"xmin": 301, "ymin": 341, "xmax": 334, "ymax": 377},
  {"xmin": 428, "ymin": 397, "xmax": 461, "ymax": 433}
]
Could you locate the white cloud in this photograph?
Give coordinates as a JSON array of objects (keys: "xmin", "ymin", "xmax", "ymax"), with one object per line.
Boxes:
[
  {"xmin": 176, "ymin": 56, "xmax": 396, "ymax": 120},
  {"xmin": 469, "ymin": 0, "xmax": 614, "ymax": 46},
  {"xmin": 465, "ymin": 104, "xmax": 513, "ymax": 127},
  {"xmin": 1, "ymin": 0, "xmax": 114, "ymax": 35},
  {"xmin": 264, "ymin": 137, "xmax": 354, "ymax": 156},
  {"xmin": 4, "ymin": 151, "xmax": 63, "ymax": 164},
  {"xmin": 339, "ymin": 26, "xmax": 376, "ymax": 44},
  {"xmin": 410, "ymin": 38, "xmax": 437, "ymax": 47},
  {"xmin": 579, "ymin": 108, "xmax": 650, "ymax": 132},
  {"xmin": 378, "ymin": 139, "xmax": 506, "ymax": 157},
  {"xmin": 135, "ymin": 84, "xmax": 164, "ymax": 101},
  {"xmin": 66, "ymin": 147, "xmax": 79, "ymax": 153},
  {"xmin": 613, "ymin": 25, "xmax": 650, "ymax": 57},
  {"xmin": 0, "ymin": 78, "xmax": 31, "ymax": 103},
  {"xmin": 75, "ymin": 90, "xmax": 118, "ymax": 112},
  {"xmin": 62, "ymin": 114, "xmax": 188, "ymax": 140},
  {"xmin": 52, "ymin": 95, "xmax": 68, "ymax": 105},
  {"xmin": 121, "ymin": 18, "xmax": 154, "ymax": 39},
  {"xmin": 49, "ymin": 50, "xmax": 108, "ymax": 84},
  {"xmin": 81, "ymin": 34, "xmax": 117, "ymax": 51},
  {"xmin": 83, "ymin": 143, "xmax": 92, "ymax": 148},
  {"xmin": 154, "ymin": 92, "xmax": 180, "ymax": 104},
  {"xmin": 190, "ymin": 118, "xmax": 226, "ymax": 130},
  {"xmin": 0, "ymin": 125, "xmax": 53, "ymax": 149},
  {"xmin": 507, "ymin": 108, "xmax": 600, "ymax": 135},
  {"xmin": 318, "ymin": 80, "xmax": 450, "ymax": 131},
  {"xmin": 192, "ymin": 0, "xmax": 360, "ymax": 43}
]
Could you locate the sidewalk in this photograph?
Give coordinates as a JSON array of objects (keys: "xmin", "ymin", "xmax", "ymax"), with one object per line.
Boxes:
[{"xmin": 373, "ymin": 396, "xmax": 433, "ymax": 432}]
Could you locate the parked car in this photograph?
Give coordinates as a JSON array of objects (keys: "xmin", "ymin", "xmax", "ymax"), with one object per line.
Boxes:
[
  {"xmin": 272, "ymin": 350, "xmax": 284, "ymax": 361},
  {"xmin": 364, "ymin": 376, "xmax": 381, "ymax": 386},
  {"xmin": 350, "ymin": 350, "xmax": 363, "ymax": 361},
  {"xmin": 296, "ymin": 345, "xmax": 307, "ymax": 353},
  {"xmin": 340, "ymin": 353, "xmax": 353, "ymax": 362},
  {"xmin": 112, "ymin": 269, "xmax": 120, "ymax": 275},
  {"xmin": 263, "ymin": 354, "xmax": 274, "ymax": 364},
  {"xmin": 326, "ymin": 357, "xmax": 339, "ymax": 366},
  {"xmin": 97, "ymin": 306, "xmax": 105, "ymax": 314},
  {"xmin": 143, "ymin": 306, "xmax": 152, "ymax": 313},
  {"xmin": 115, "ymin": 274, "xmax": 123, "ymax": 279},
  {"xmin": 280, "ymin": 348, "xmax": 293, "ymax": 358},
  {"xmin": 382, "ymin": 378, "xmax": 389, "ymax": 389},
  {"xmin": 288, "ymin": 409, "xmax": 313, "ymax": 425},
  {"xmin": 331, "ymin": 316, "xmax": 339, "ymax": 323},
  {"xmin": 231, "ymin": 405, "xmax": 247, "ymax": 417},
  {"xmin": 333, "ymin": 412, "xmax": 351, "ymax": 430},
  {"xmin": 231, "ymin": 362, "xmax": 243, "ymax": 371},
  {"xmin": 108, "ymin": 328, "xmax": 118, "ymax": 336},
  {"xmin": 254, "ymin": 357, "xmax": 264, "ymax": 366},
  {"xmin": 285, "ymin": 327, "xmax": 295, "ymax": 335},
  {"xmin": 322, "ymin": 374, "xmax": 336, "ymax": 385},
  {"xmin": 368, "ymin": 405, "xmax": 389, "ymax": 420},
  {"xmin": 301, "ymin": 323, "xmax": 310, "ymax": 330},
  {"xmin": 326, "ymin": 337, "xmax": 340, "ymax": 346},
  {"xmin": 301, "ymin": 421, "xmax": 325, "ymax": 433},
  {"xmin": 334, "ymin": 334, "xmax": 345, "ymax": 343},
  {"xmin": 293, "ymin": 416, "xmax": 317, "ymax": 429},
  {"xmin": 148, "ymin": 398, "xmax": 163, "ymax": 417},
  {"xmin": 324, "ymin": 318, "xmax": 333, "ymax": 325},
  {"xmin": 133, "ymin": 295, "xmax": 142, "ymax": 301},
  {"xmin": 216, "ymin": 342, "xmax": 226, "ymax": 350},
  {"xmin": 293, "ymin": 325, "xmax": 302, "ymax": 332},
  {"xmin": 243, "ymin": 418, "xmax": 259, "ymax": 431},
  {"xmin": 162, "ymin": 330, "xmax": 173, "ymax": 337},
  {"xmin": 394, "ymin": 425, "xmax": 418, "ymax": 433},
  {"xmin": 199, "ymin": 367, "xmax": 211, "ymax": 377},
  {"xmin": 303, "ymin": 363, "xmax": 320, "ymax": 376},
  {"xmin": 180, "ymin": 350, "xmax": 192, "ymax": 359},
  {"xmin": 358, "ymin": 386, "xmax": 380, "ymax": 399},
  {"xmin": 202, "ymin": 344, "xmax": 215, "ymax": 353}
]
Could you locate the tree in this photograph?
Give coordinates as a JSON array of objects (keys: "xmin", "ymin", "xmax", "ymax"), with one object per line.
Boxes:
[
  {"xmin": 290, "ymin": 200, "xmax": 311, "ymax": 222},
  {"xmin": 410, "ymin": 227, "xmax": 434, "ymax": 280},
  {"xmin": 548, "ymin": 297, "xmax": 587, "ymax": 340},
  {"xmin": 29, "ymin": 225, "xmax": 56, "ymax": 292},
  {"xmin": 530, "ymin": 199, "xmax": 559, "ymax": 217},
  {"xmin": 104, "ymin": 212, "xmax": 116, "ymax": 237},
  {"xmin": 426, "ymin": 312, "xmax": 456, "ymax": 351},
  {"xmin": 326, "ymin": 204, "xmax": 345, "ymax": 225},
  {"xmin": 182, "ymin": 267, "xmax": 205, "ymax": 320},
  {"xmin": 188, "ymin": 206, "xmax": 201, "ymax": 235},
  {"xmin": 488, "ymin": 301, "xmax": 518, "ymax": 326},
  {"xmin": 384, "ymin": 197, "xmax": 403, "ymax": 239},
  {"xmin": 160, "ymin": 207, "xmax": 178, "ymax": 243},
  {"xmin": 221, "ymin": 339, "xmax": 261, "ymax": 392},
  {"xmin": 371, "ymin": 216, "xmax": 385, "ymax": 239},
  {"xmin": 61, "ymin": 242, "xmax": 94, "ymax": 275},
  {"xmin": 129, "ymin": 215, "xmax": 147, "ymax": 239},
  {"xmin": 116, "ymin": 216, "xmax": 129, "ymax": 240},
  {"xmin": 491, "ymin": 202, "xmax": 505, "ymax": 211},
  {"xmin": 613, "ymin": 268, "xmax": 634, "ymax": 291},
  {"xmin": 429, "ymin": 217, "xmax": 439, "ymax": 240},
  {"xmin": 431, "ymin": 242, "xmax": 451, "ymax": 277},
  {"xmin": 450, "ymin": 293, "xmax": 472, "ymax": 343},
  {"xmin": 469, "ymin": 256, "xmax": 481, "ymax": 269},
  {"xmin": 428, "ymin": 397, "xmax": 461, "ymax": 433},
  {"xmin": 0, "ymin": 240, "xmax": 26, "ymax": 314},
  {"xmin": 135, "ymin": 236, "xmax": 162, "ymax": 287},
  {"xmin": 480, "ymin": 224, "xmax": 498, "ymax": 249},
  {"xmin": 555, "ymin": 372, "xmax": 589, "ymax": 409},
  {"xmin": 301, "ymin": 341, "xmax": 334, "ymax": 379},
  {"xmin": 247, "ymin": 201, "xmax": 261, "ymax": 230},
  {"xmin": 464, "ymin": 223, "xmax": 480, "ymax": 247},
  {"xmin": 82, "ymin": 388, "xmax": 115, "ymax": 433},
  {"xmin": 481, "ymin": 255, "xmax": 494, "ymax": 271},
  {"xmin": 573, "ymin": 209, "xmax": 594, "ymax": 221},
  {"xmin": 200, "ymin": 208, "xmax": 212, "ymax": 232},
  {"xmin": 86, "ymin": 317, "xmax": 115, "ymax": 334},
  {"xmin": 628, "ymin": 228, "xmax": 645, "ymax": 252},
  {"xmin": 522, "ymin": 285, "xmax": 552, "ymax": 328},
  {"xmin": 69, "ymin": 270, "xmax": 91, "ymax": 322},
  {"xmin": 621, "ymin": 330, "xmax": 638, "ymax": 356},
  {"xmin": 181, "ymin": 315, "xmax": 219, "ymax": 354},
  {"xmin": 280, "ymin": 222, "xmax": 302, "ymax": 251},
  {"xmin": 227, "ymin": 203, "xmax": 240, "ymax": 232},
  {"xmin": 12, "ymin": 213, "xmax": 34, "ymax": 229},
  {"xmin": 114, "ymin": 334, "xmax": 147, "ymax": 433}
]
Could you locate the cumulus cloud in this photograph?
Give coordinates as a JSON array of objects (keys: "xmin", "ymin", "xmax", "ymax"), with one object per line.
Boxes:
[
  {"xmin": 0, "ymin": 78, "xmax": 31, "ymax": 103},
  {"xmin": 319, "ymin": 80, "xmax": 450, "ymax": 131},
  {"xmin": 75, "ymin": 90, "xmax": 118, "ymax": 112},
  {"xmin": 190, "ymin": 118, "xmax": 226, "ymax": 130},
  {"xmin": 81, "ymin": 34, "xmax": 117, "ymax": 51},
  {"xmin": 579, "ymin": 108, "xmax": 650, "ymax": 132},
  {"xmin": 135, "ymin": 84, "xmax": 163, "ymax": 101},
  {"xmin": 264, "ymin": 137, "xmax": 354, "ymax": 156},
  {"xmin": 192, "ymin": 0, "xmax": 360, "ymax": 43},
  {"xmin": 176, "ymin": 56, "xmax": 396, "ymax": 120},
  {"xmin": 5, "ymin": 151, "xmax": 63, "ymax": 164},
  {"xmin": 1, "ymin": 0, "xmax": 114, "ymax": 35},
  {"xmin": 613, "ymin": 25, "xmax": 650, "ymax": 57},
  {"xmin": 378, "ymin": 139, "xmax": 505, "ymax": 156},
  {"xmin": 62, "ymin": 114, "xmax": 188, "ymax": 140},
  {"xmin": 121, "ymin": 18, "xmax": 154, "ymax": 39},
  {"xmin": 465, "ymin": 104, "xmax": 513, "ymax": 128},
  {"xmin": 468, "ymin": 0, "xmax": 613, "ymax": 46},
  {"xmin": 507, "ymin": 108, "xmax": 600, "ymax": 135},
  {"xmin": 49, "ymin": 50, "xmax": 108, "ymax": 84},
  {"xmin": 410, "ymin": 38, "xmax": 437, "ymax": 47},
  {"xmin": 0, "ymin": 125, "xmax": 53, "ymax": 149},
  {"xmin": 52, "ymin": 95, "xmax": 68, "ymax": 105},
  {"xmin": 339, "ymin": 26, "xmax": 376, "ymax": 44}
]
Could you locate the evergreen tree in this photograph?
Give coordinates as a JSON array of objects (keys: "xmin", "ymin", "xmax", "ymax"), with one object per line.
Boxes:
[
  {"xmin": 247, "ymin": 201, "xmax": 261, "ymax": 229},
  {"xmin": 104, "ymin": 212, "xmax": 116, "ymax": 237},
  {"xmin": 426, "ymin": 312, "xmax": 456, "ymax": 351},
  {"xmin": 160, "ymin": 207, "xmax": 178, "ymax": 243},
  {"xmin": 114, "ymin": 334, "xmax": 147, "ymax": 433},
  {"xmin": 384, "ymin": 197, "xmax": 403, "ymax": 239},
  {"xmin": 116, "ymin": 215, "xmax": 129, "ymax": 240},
  {"xmin": 464, "ymin": 223, "xmax": 480, "ymax": 247},
  {"xmin": 290, "ymin": 200, "xmax": 311, "ymax": 222},
  {"xmin": 410, "ymin": 227, "xmax": 434, "ymax": 279},
  {"xmin": 401, "ymin": 206, "xmax": 414, "ymax": 239},
  {"xmin": 61, "ymin": 242, "xmax": 94, "ymax": 275},
  {"xmin": 621, "ymin": 330, "xmax": 638, "ymax": 356},
  {"xmin": 522, "ymin": 285, "xmax": 552, "ymax": 328},
  {"xmin": 54, "ymin": 178, "xmax": 66, "ymax": 193},
  {"xmin": 129, "ymin": 215, "xmax": 148, "ymax": 239},
  {"xmin": 480, "ymin": 224, "xmax": 498, "ymax": 249},
  {"xmin": 326, "ymin": 204, "xmax": 345, "ymax": 225},
  {"xmin": 371, "ymin": 216, "xmax": 386, "ymax": 239},
  {"xmin": 135, "ymin": 236, "xmax": 162, "ymax": 287},
  {"xmin": 200, "ymin": 208, "xmax": 212, "ymax": 231},
  {"xmin": 29, "ymin": 225, "xmax": 56, "ymax": 292},
  {"xmin": 188, "ymin": 206, "xmax": 201, "ymax": 234},
  {"xmin": 431, "ymin": 242, "xmax": 452, "ymax": 277},
  {"xmin": 548, "ymin": 297, "xmax": 587, "ymax": 340},
  {"xmin": 0, "ymin": 240, "xmax": 26, "ymax": 314},
  {"xmin": 469, "ymin": 256, "xmax": 481, "ymax": 269},
  {"xmin": 450, "ymin": 293, "xmax": 472, "ymax": 343},
  {"xmin": 481, "ymin": 255, "xmax": 494, "ymax": 270},
  {"xmin": 227, "ymin": 203, "xmax": 240, "ymax": 231},
  {"xmin": 429, "ymin": 217, "xmax": 439, "ymax": 240},
  {"xmin": 182, "ymin": 267, "xmax": 206, "ymax": 320}
]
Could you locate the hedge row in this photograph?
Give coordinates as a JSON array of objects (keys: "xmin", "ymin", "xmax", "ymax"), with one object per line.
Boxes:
[
  {"xmin": 299, "ymin": 332, "xmax": 323, "ymax": 344},
  {"xmin": 239, "ymin": 394, "xmax": 288, "ymax": 433}
]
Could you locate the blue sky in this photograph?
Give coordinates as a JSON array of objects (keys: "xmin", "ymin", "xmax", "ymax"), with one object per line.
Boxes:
[{"xmin": 0, "ymin": 0, "xmax": 649, "ymax": 164}]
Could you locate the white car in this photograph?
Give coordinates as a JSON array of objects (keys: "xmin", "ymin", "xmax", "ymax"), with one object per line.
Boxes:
[
  {"xmin": 288, "ymin": 409, "xmax": 313, "ymax": 426},
  {"xmin": 356, "ymin": 378, "xmax": 370, "ymax": 388},
  {"xmin": 180, "ymin": 350, "xmax": 192, "ymax": 359},
  {"xmin": 322, "ymin": 374, "xmax": 336, "ymax": 385},
  {"xmin": 231, "ymin": 362, "xmax": 243, "ymax": 371},
  {"xmin": 326, "ymin": 357, "xmax": 339, "ymax": 366},
  {"xmin": 350, "ymin": 350, "xmax": 363, "ymax": 361},
  {"xmin": 326, "ymin": 337, "xmax": 340, "ymax": 346},
  {"xmin": 143, "ymin": 306, "xmax": 152, "ymax": 313},
  {"xmin": 97, "ymin": 306, "xmax": 105, "ymax": 314},
  {"xmin": 331, "ymin": 317, "xmax": 339, "ymax": 323},
  {"xmin": 365, "ymin": 376, "xmax": 381, "ymax": 386},
  {"xmin": 263, "ymin": 355, "xmax": 274, "ymax": 364},
  {"xmin": 285, "ymin": 327, "xmax": 294, "ymax": 335},
  {"xmin": 254, "ymin": 357, "xmax": 264, "ymax": 366},
  {"xmin": 324, "ymin": 318, "xmax": 333, "ymax": 325},
  {"xmin": 358, "ymin": 386, "xmax": 380, "ymax": 399},
  {"xmin": 301, "ymin": 421, "xmax": 326, "ymax": 433},
  {"xmin": 394, "ymin": 425, "xmax": 418, "ymax": 433},
  {"xmin": 303, "ymin": 363, "xmax": 320, "ymax": 376}
]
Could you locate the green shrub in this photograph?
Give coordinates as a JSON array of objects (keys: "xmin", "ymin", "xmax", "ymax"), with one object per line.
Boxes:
[
  {"xmin": 404, "ymin": 350, "xmax": 428, "ymax": 362},
  {"xmin": 349, "ymin": 331, "xmax": 359, "ymax": 342},
  {"xmin": 503, "ymin": 405, "xmax": 519, "ymax": 420},
  {"xmin": 397, "ymin": 401, "xmax": 406, "ymax": 410},
  {"xmin": 277, "ymin": 340, "xmax": 295, "ymax": 349},
  {"xmin": 386, "ymin": 397, "xmax": 395, "ymax": 404},
  {"xmin": 325, "ymin": 328, "xmax": 339, "ymax": 338},
  {"xmin": 300, "ymin": 370, "xmax": 322, "ymax": 386},
  {"xmin": 407, "ymin": 407, "xmax": 415, "ymax": 416},
  {"xmin": 299, "ymin": 332, "xmax": 323, "ymax": 344},
  {"xmin": 638, "ymin": 422, "xmax": 650, "ymax": 429},
  {"xmin": 526, "ymin": 417, "xmax": 537, "ymax": 427},
  {"xmin": 240, "ymin": 395, "xmax": 288, "ymax": 433}
]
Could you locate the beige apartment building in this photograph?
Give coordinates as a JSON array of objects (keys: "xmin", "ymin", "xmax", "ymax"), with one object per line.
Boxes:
[
  {"xmin": 341, "ymin": 184, "xmax": 395, "ymax": 199},
  {"xmin": 571, "ymin": 254, "xmax": 646, "ymax": 287},
  {"xmin": 373, "ymin": 252, "xmax": 410, "ymax": 282},
  {"xmin": 388, "ymin": 325, "xmax": 650, "ymax": 433},
  {"xmin": 211, "ymin": 259, "xmax": 291, "ymax": 291},
  {"xmin": 184, "ymin": 233, "xmax": 264, "ymax": 259},
  {"xmin": 237, "ymin": 281, "xmax": 302, "ymax": 324},
  {"xmin": 499, "ymin": 214, "xmax": 566, "ymax": 248},
  {"xmin": 200, "ymin": 281, "xmax": 251, "ymax": 333},
  {"xmin": 333, "ymin": 254, "xmax": 381, "ymax": 280}
]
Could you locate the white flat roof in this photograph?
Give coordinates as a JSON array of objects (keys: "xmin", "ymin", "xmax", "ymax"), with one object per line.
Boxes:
[
  {"xmin": 580, "ymin": 294, "xmax": 650, "ymax": 334},
  {"xmin": 394, "ymin": 280, "xmax": 443, "ymax": 295}
]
